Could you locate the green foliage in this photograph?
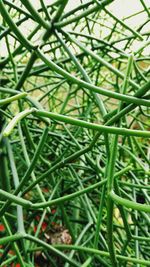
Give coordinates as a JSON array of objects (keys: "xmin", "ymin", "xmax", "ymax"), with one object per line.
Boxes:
[{"xmin": 0, "ymin": 0, "xmax": 150, "ymax": 266}]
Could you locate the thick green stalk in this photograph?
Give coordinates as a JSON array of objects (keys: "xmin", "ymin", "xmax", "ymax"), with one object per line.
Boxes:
[
  {"xmin": 109, "ymin": 191, "xmax": 150, "ymax": 212},
  {"xmin": 0, "ymin": 126, "xmax": 49, "ymax": 217},
  {"xmin": 34, "ymin": 110, "xmax": 150, "ymax": 138},
  {"xmin": 3, "ymin": 108, "xmax": 36, "ymax": 137},
  {"xmin": 0, "ymin": 0, "xmax": 34, "ymax": 50},
  {"xmin": 36, "ymin": 48, "xmax": 150, "ymax": 107},
  {"xmin": 53, "ymin": 245, "xmax": 150, "ymax": 266},
  {"xmin": 2, "ymin": 216, "xmax": 26, "ymax": 267},
  {"xmin": 6, "ymin": 140, "xmax": 25, "ymax": 234},
  {"xmin": 0, "ymin": 92, "xmax": 27, "ymax": 106},
  {"xmin": 55, "ymin": 0, "xmax": 113, "ymax": 27},
  {"xmin": 25, "ymin": 234, "xmax": 79, "ymax": 267},
  {"xmin": 60, "ymin": 30, "xmax": 139, "ymax": 89},
  {"xmin": 32, "ymin": 179, "xmax": 107, "ymax": 209},
  {"xmin": 20, "ymin": 0, "xmax": 50, "ymax": 29},
  {"xmin": 55, "ymin": 30, "xmax": 107, "ymax": 117}
]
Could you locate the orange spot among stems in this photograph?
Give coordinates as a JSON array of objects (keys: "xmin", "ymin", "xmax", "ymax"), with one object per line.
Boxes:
[{"xmin": 0, "ymin": 224, "xmax": 5, "ymax": 231}]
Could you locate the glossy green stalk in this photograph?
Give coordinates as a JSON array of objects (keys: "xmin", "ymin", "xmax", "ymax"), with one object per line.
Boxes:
[
  {"xmin": 52, "ymin": 0, "xmax": 69, "ymax": 22},
  {"xmin": 3, "ymin": 108, "xmax": 35, "ymax": 137},
  {"xmin": 32, "ymin": 179, "xmax": 107, "ymax": 209},
  {"xmin": 0, "ymin": 0, "xmax": 34, "ymax": 50},
  {"xmin": 106, "ymin": 136, "xmax": 118, "ymax": 267},
  {"xmin": 34, "ymin": 110, "xmax": 150, "ymax": 138},
  {"xmin": 0, "ymin": 0, "xmax": 149, "ymax": 265},
  {"xmin": 0, "ymin": 189, "xmax": 32, "ymax": 207},
  {"xmin": 0, "ymin": 138, "xmax": 11, "ymax": 194},
  {"xmin": 6, "ymin": 140, "xmax": 25, "ymax": 234},
  {"xmin": 2, "ymin": 216, "xmax": 26, "ymax": 267},
  {"xmin": 20, "ymin": 0, "xmax": 50, "ymax": 29},
  {"xmin": 25, "ymin": 234, "xmax": 79, "ymax": 267},
  {"xmin": 15, "ymin": 52, "xmax": 37, "ymax": 91},
  {"xmin": 110, "ymin": 190, "xmax": 150, "ymax": 212},
  {"xmin": 81, "ymin": 257, "xmax": 92, "ymax": 267},
  {"xmin": 53, "ymin": 245, "xmax": 150, "ymax": 266},
  {"xmin": 60, "ymin": 31, "xmax": 139, "ymax": 89},
  {"xmin": 106, "ymin": 54, "xmax": 134, "ymax": 267},
  {"xmin": 140, "ymin": 0, "xmax": 150, "ymax": 17},
  {"xmin": 0, "ymin": 126, "xmax": 49, "ymax": 217},
  {"xmin": 55, "ymin": 0, "xmax": 113, "ymax": 27},
  {"xmin": 36, "ymin": 48, "xmax": 150, "ymax": 107},
  {"xmin": 0, "ymin": 92, "xmax": 27, "ymax": 106}
]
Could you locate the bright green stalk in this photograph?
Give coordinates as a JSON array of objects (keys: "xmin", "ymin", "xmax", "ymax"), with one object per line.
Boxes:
[
  {"xmin": 25, "ymin": 234, "xmax": 79, "ymax": 267},
  {"xmin": 60, "ymin": 31, "xmax": 139, "ymax": 89},
  {"xmin": 6, "ymin": 140, "xmax": 25, "ymax": 234},
  {"xmin": 0, "ymin": 0, "xmax": 34, "ymax": 50},
  {"xmin": 36, "ymin": 48, "xmax": 150, "ymax": 107},
  {"xmin": 0, "ymin": 126, "xmax": 49, "ymax": 217},
  {"xmin": 3, "ymin": 108, "xmax": 36, "ymax": 137},
  {"xmin": 55, "ymin": 0, "xmax": 113, "ymax": 27},
  {"xmin": 32, "ymin": 179, "xmax": 107, "ymax": 209},
  {"xmin": 20, "ymin": 0, "xmax": 50, "ymax": 29},
  {"xmin": 140, "ymin": 0, "xmax": 150, "ymax": 17},
  {"xmin": 109, "ymin": 191, "xmax": 150, "ymax": 212},
  {"xmin": 34, "ymin": 110, "xmax": 150, "ymax": 138},
  {"xmin": 106, "ymin": 54, "xmax": 134, "ymax": 267},
  {"xmin": 0, "ymin": 92, "xmax": 27, "ymax": 106},
  {"xmin": 53, "ymin": 245, "xmax": 150, "ymax": 266},
  {"xmin": 55, "ymin": 30, "xmax": 107, "ymax": 117}
]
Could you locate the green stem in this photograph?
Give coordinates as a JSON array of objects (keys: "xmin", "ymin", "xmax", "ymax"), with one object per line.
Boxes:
[
  {"xmin": 54, "ymin": 0, "xmax": 113, "ymax": 27},
  {"xmin": 3, "ymin": 108, "xmax": 36, "ymax": 137},
  {"xmin": 0, "ymin": 92, "xmax": 27, "ymax": 106},
  {"xmin": 109, "ymin": 191, "xmax": 150, "ymax": 212},
  {"xmin": 0, "ymin": 0, "xmax": 34, "ymax": 50},
  {"xmin": 36, "ymin": 48, "xmax": 150, "ymax": 107},
  {"xmin": 32, "ymin": 179, "xmax": 107, "ymax": 209},
  {"xmin": 34, "ymin": 110, "xmax": 150, "ymax": 138},
  {"xmin": 20, "ymin": 0, "xmax": 50, "ymax": 29},
  {"xmin": 53, "ymin": 244, "xmax": 150, "ymax": 266}
]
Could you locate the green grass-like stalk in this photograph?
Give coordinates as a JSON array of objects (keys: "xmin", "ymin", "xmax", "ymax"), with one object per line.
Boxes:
[{"xmin": 0, "ymin": 0, "xmax": 150, "ymax": 266}]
